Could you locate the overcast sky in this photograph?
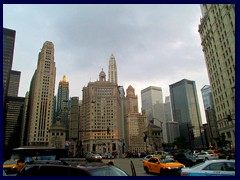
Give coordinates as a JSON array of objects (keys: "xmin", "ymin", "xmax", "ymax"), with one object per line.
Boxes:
[{"xmin": 3, "ymin": 4, "xmax": 209, "ymax": 123}]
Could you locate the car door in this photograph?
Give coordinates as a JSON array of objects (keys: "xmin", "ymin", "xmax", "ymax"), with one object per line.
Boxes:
[
  {"xmin": 147, "ymin": 158, "xmax": 158, "ymax": 173},
  {"xmin": 151, "ymin": 158, "xmax": 160, "ymax": 173},
  {"xmin": 220, "ymin": 162, "xmax": 235, "ymax": 176}
]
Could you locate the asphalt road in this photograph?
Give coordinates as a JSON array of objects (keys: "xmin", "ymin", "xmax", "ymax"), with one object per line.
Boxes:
[{"xmin": 102, "ymin": 158, "xmax": 157, "ymax": 176}]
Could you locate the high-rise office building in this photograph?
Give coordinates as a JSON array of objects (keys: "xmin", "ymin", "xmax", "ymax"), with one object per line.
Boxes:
[
  {"xmin": 57, "ymin": 75, "xmax": 69, "ymax": 140},
  {"xmin": 69, "ymin": 97, "xmax": 80, "ymax": 156},
  {"xmin": 27, "ymin": 41, "xmax": 56, "ymax": 146},
  {"xmin": 125, "ymin": 85, "xmax": 147, "ymax": 152},
  {"xmin": 7, "ymin": 70, "xmax": 21, "ymax": 97},
  {"xmin": 170, "ymin": 79, "xmax": 204, "ymax": 148},
  {"xmin": 3, "ymin": 28, "xmax": 16, "ymax": 104},
  {"xmin": 163, "ymin": 96, "xmax": 175, "ymax": 143},
  {"xmin": 81, "ymin": 69, "xmax": 122, "ymax": 154},
  {"xmin": 4, "ymin": 96, "xmax": 25, "ymax": 159},
  {"xmin": 198, "ymin": 4, "xmax": 235, "ymax": 148},
  {"xmin": 141, "ymin": 86, "xmax": 164, "ymax": 126},
  {"xmin": 20, "ymin": 92, "xmax": 29, "ymax": 146},
  {"xmin": 166, "ymin": 121, "xmax": 180, "ymax": 143},
  {"xmin": 108, "ymin": 54, "xmax": 118, "ymax": 84},
  {"xmin": 164, "ymin": 96, "xmax": 173, "ymax": 122},
  {"xmin": 125, "ymin": 85, "xmax": 138, "ymax": 114},
  {"xmin": 201, "ymin": 85, "xmax": 219, "ymax": 148}
]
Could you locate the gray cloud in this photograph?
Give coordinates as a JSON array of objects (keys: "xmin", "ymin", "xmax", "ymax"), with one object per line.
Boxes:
[{"xmin": 3, "ymin": 4, "xmax": 209, "ymax": 122}]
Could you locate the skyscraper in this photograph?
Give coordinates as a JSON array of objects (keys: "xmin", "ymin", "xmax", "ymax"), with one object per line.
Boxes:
[
  {"xmin": 125, "ymin": 85, "xmax": 138, "ymax": 114},
  {"xmin": 163, "ymin": 96, "xmax": 175, "ymax": 143},
  {"xmin": 201, "ymin": 85, "xmax": 219, "ymax": 148},
  {"xmin": 141, "ymin": 86, "xmax": 164, "ymax": 126},
  {"xmin": 4, "ymin": 96, "xmax": 25, "ymax": 159},
  {"xmin": 3, "ymin": 28, "xmax": 16, "ymax": 104},
  {"xmin": 7, "ymin": 70, "xmax": 21, "ymax": 97},
  {"xmin": 27, "ymin": 41, "xmax": 56, "ymax": 146},
  {"xmin": 69, "ymin": 97, "xmax": 80, "ymax": 156},
  {"xmin": 198, "ymin": 4, "xmax": 235, "ymax": 148},
  {"xmin": 57, "ymin": 75, "xmax": 70, "ymax": 140},
  {"xmin": 170, "ymin": 79, "xmax": 203, "ymax": 148},
  {"xmin": 125, "ymin": 85, "xmax": 147, "ymax": 152},
  {"xmin": 108, "ymin": 54, "xmax": 118, "ymax": 84}
]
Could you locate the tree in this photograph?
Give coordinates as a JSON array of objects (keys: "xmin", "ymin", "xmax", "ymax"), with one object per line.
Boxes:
[{"xmin": 173, "ymin": 136, "xmax": 189, "ymax": 150}]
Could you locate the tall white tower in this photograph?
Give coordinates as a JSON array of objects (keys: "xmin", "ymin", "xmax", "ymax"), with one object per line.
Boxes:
[
  {"xmin": 28, "ymin": 41, "xmax": 56, "ymax": 146},
  {"xmin": 108, "ymin": 54, "xmax": 118, "ymax": 84}
]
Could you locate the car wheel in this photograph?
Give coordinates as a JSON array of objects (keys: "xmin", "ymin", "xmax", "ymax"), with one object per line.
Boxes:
[
  {"xmin": 144, "ymin": 167, "xmax": 149, "ymax": 174},
  {"xmin": 205, "ymin": 157, "xmax": 209, "ymax": 161},
  {"xmin": 160, "ymin": 168, "xmax": 164, "ymax": 175}
]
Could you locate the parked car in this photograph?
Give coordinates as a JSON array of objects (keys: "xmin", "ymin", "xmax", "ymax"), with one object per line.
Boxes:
[
  {"xmin": 92, "ymin": 154, "xmax": 102, "ymax": 160},
  {"xmin": 180, "ymin": 159, "xmax": 235, "ymax": 176},
  {"xmin": 17, "ymin": 161, "xmax": 130, "ymax": 176},
  {"xmin": 143, "ymin": 157, "xmax": 185, "ymax": 175},
  {"xmin": 3, "ymin": 159, "xmax": 25, "ymax": 175},
  {"xmin": 197, "ymin": 151, "xmax": 219, "ymax": 161},
  {"xmin": 173, "ymin": 152, "xmax": 198, "ymax": 167},
  {"xmin": 102, "ymin": 153, "xmax": 114, "ymax": 159},
  {"xmin": 86, "ymin": 153, "xmax": 102, "ymax": 161}
]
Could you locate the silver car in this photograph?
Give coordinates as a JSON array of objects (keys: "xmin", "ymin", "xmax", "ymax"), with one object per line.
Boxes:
[{"xmin": 180, "ymin": 159, "xmax": 235, "ymax": 176}]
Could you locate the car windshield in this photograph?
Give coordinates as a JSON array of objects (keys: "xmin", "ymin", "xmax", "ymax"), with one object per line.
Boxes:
[
  {"xmin": 4, "ymin": 161, "xmax": 17, "ymax": 165},
  {"xmin": 88, "ymin": 166, "xmax": 128, "ymax": 176},
  {"xmin": 160, "ymin": 158, "xmax": 176, "ymax": 163}
]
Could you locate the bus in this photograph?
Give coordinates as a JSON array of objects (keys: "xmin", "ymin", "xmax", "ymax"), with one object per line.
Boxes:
[{"xmin": 10, "ymin": 146, "xmax": 68, "ymax": 163}]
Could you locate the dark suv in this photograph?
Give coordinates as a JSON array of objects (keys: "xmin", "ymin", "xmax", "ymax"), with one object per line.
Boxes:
[{"xmin": 173, "ymin": 153, "xmax": 197, "ymax": 167}]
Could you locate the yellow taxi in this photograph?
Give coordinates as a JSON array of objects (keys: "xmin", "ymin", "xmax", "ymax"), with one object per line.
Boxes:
[
  {"xmin": 3, "ymin": 159, "xmax": 25, "ymax": 175},
  {"xmin": 143, "ymin": 156, "xmax": 185, "ymax": 175}
]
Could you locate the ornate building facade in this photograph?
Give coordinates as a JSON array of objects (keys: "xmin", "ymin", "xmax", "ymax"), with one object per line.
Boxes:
[
  {"xmin": 81, "ymin": 69, "xmax": 123, "ymax": 154},
  {"xmin": 198, "ymin": 4, "xmax": 235, "ymax": 148}
]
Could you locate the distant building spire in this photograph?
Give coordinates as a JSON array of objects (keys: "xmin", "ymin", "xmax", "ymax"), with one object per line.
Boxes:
[
  {"xmin": 63, "ymin": 75, "xmax": 66, "ymax": 82},
  {"xmin": 108, "ymin": 54, "xmax": 118, "ymax": 84},
  {"xmin": 99, "ymin": 68, "xmax": 106, "ymax": 82}
]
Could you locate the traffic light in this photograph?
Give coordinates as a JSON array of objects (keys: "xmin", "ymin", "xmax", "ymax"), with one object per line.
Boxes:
[{"xmin": 107, "ymin": 127, "xmax": 110, "ymax": 134}]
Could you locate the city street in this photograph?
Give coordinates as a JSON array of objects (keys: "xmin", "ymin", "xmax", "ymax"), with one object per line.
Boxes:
[{"xmin": 102, "ymin": 158, "xmax": 157, "ymax": 176}]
